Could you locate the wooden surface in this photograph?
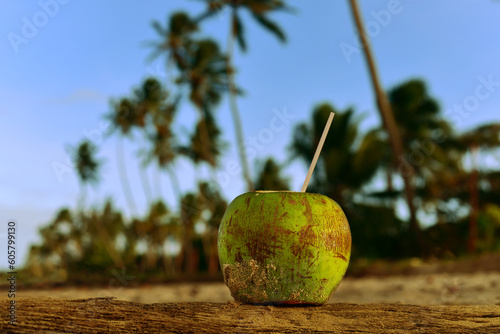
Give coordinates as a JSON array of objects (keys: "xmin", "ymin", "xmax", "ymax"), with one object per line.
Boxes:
[{"xmin": 1, "ymin": 297, "xmax": 499, "ymax": 333}]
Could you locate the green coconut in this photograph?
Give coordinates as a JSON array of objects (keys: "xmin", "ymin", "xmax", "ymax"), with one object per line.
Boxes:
[{"xmin": 218, "ymin": 190, "xmax": 351, "ymax": 305}]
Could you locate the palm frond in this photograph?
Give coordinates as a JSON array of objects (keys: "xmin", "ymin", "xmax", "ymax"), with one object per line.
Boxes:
[
  {"xmin": 233, "ymin": 11, "xmax": 247, "ymax": 51},
  {"xmin": 151, "ymin": 20, "xmax": 167, "ymax": 36},
  {"xmin": 251, "ymin": 13, "xmax": 286, "ymax": 42}
]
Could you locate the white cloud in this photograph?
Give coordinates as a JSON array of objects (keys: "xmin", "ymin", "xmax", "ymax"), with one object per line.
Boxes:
[{"xmin": 44, "ymin": 89, "xmax": 108, "ymax": 105}]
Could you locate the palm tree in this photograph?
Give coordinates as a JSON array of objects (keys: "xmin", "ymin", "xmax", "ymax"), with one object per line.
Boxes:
[
  {"xmin": 177, "ymin": 192, "xmax": 203, "ymax": 274},
  {"xmin": 195, "ymin": 182, "xmax": 228, "ymax": 275},
  {"xmin": 25, "ymin": 245, "xmax": 45, "ymax": 278},
  {"xmin": 88, "ymin": 201, "xmax": 125, "ymax": 268},
  {"xmin": 171, "ymin": 181, "xmax": 228, "ymax": 275},
  {"xmin": 151, "ymin": 31, "xmax": 229, "ymax": 169},
  {"xmin": 150, "ymin": 12, "xmax": 245, "ymax": 179},
  {"xmin": 347, "ymin": 0, "xmax": 421, "ymax": 250},
  {"xmin": 36, "ymin": 208, "xmax": 75, "ymax": 277},
  {"xmin": 149, "ymin": 12, "xmax": 219, "ymax": 167},
  {"xmin": 134, "ymin": 200, "xmax": 175, "ymax": 272},
  {"xmin": 206, "ymin": 192, "xmax": 227, "ymax": 275},
  {"xmin": 110, "ymin": 78, "xmax": 173, "ymax": 211},
  {"xmin": 147, "ymin": 13, "xmax": 199, "ymax": 197},
  {"xmin": 412, "ymin": 123, "xmax": 500, "ymax": 255},
  {"xmin": 145, "ymin": 97, "xmax": 183, "ymax": 200},
  {"xmin": 27, "ymin": 202, "xmax": 128, "ymax": 280},
  {"xmin": 365, "ymin": 80, "xmax": 458, "ymax": 197},
  {"xmin": 180, "ymin": 38, "xmax": 230, "ymax": 168},
  {"xmin": 458, "ymin": 124, "xmax": 500, "ymax": 253},
  {"xmin": 291, "ymin": 104, "xmax": 418, "ymax": 258},
  {"xmin": 133, "ymin": 78, "xmax": 171, "ymax": 205},
  {"xmin": 74, "ymin": 140, "xmax": 100, "ymax": 209},
  {"xmin": 182, "ymin": 111, "xmax": 226, "ymax": 167},
  {"xmin": 196, "ymin": 0, "xmax": 292, "ymax": 191},
  {"xmin": 290, "ymin": 104, "xmax": 382, "ymax": 210},
  {"xmin": 195, "ymin": 1, "xmax": 288, "ymax": 47},
  {"xmin": 75, "ymin": 141, "xmax": 100, "ymax": 184},
  {"xmin": 149, "ymin": 12, "xmax": 198, "ymax": 83},
  {"xmin": 146, "ymin": 200, "xmax": 180, "ymax": 275},
  {"xmin": 389, "ymin": 80, "xmax": 453, "ymax": 176},
  {"xmin": 108, "ymin": 98, "xmax": 138, "ymax": 216}
]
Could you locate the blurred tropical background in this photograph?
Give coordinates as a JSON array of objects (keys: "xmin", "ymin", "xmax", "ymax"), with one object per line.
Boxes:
[{"xmin": 1, "ymin": 0, "xmax": 500, "ymax": 286}]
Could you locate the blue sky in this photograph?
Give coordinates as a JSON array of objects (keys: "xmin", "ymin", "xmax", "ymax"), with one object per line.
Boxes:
[{"xmin": 1, "ymin": 0, "xmax": 500, "ymax": 268}]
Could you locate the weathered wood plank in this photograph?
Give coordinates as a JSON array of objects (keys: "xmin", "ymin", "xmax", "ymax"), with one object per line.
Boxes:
[{"xmin": 1, "ymin": 297, "xmax": 499, "ymax": 333}]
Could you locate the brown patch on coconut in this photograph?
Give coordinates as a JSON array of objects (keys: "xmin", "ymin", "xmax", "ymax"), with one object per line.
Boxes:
[{"xmin": 223, "ymin": 260, "xmax": 282, "ymax": 304}]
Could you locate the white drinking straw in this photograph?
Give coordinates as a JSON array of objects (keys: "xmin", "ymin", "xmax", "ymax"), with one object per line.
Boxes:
[{"xmin": 300, "ymin": 112, "xmax": 335, "ymax": 192}]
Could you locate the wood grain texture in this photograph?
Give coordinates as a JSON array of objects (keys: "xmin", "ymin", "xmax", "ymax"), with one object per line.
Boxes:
[{"xmin": 1, "ymin": 297, "xmax": 499, "ymax": 333}]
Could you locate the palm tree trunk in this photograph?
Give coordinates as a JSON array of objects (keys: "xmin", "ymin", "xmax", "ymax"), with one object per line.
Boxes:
[
  {"xmin": 347, "ymin": 0, "xmax": 421, "ymax": 250},
  {"xmin": 167, "ymin": 165, "xmax": 182, "ymax": 200},
  {"xmin": 116, "ymin": 137, "xmax": 138, "ymax": 216},
  {"xmin": 227, "ymin": 9, "xmax": 254, "ymax": 191},
  {"xmin": 139, "ymin": 164, "xmax": 153, "ymax": 205},
  {"xmin": 208, "ymin": 230, "xmax": 219, "ymax": 276},
  {"xmin": 386, "ymin": 166, "xmax": 393, "ymax": 193},
  {"xmin": 162, "ymin": 250, "xmax": 172, "ymax": 276},
  {"xmin": 177, "ymin": 224, "xmax": 194, "ymax": 274},
  {"xmin": 146, "ymin": 244, "xmax": 157, "ymax": 271},
  {"xmin": 153, "ymin": 166, "xmax": 163, "ymax": 200},
  {"xmin": 199, "ymin": 112, "xmax": 216, "ymax": 167},
  {"xmin": 468, "ymin": 143, "xmax": 479, "ymax": 253},
  {"xmin": 77, "ymin": 181, "xmax": 86, "ymax": 213},
  {"xmin": 201, "ymin": 229, "xmax": 211, "ymax": 274}
]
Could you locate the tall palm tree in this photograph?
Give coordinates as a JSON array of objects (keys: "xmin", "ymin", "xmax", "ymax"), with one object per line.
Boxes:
[
  {"xmin": 183, "ymin": 111, "xmax": 226, "ymax": 167},
  {"xmin": 110, "ymin": 78, "xmax": 173, "ymax": 211},
  {"xmin": 195, "ymin": 182, "xmax": 228, "ymax": 275},
  {"xmin": 145, "ymin": 200, "xmax": 179, "ymax": 275},
  {"xmin": 149, "ymin": 12, "xmax": 238, "ymax": 178},
  {"xmin": 180, "ymin": 38, "xmax": 230, "ymax": 168},
  {"xmin": 175, "ymin": 114, "xmax": 226, "ymax": 274},
  {"xmin": 145, "ymin": 98, "xmax": 183, "ymax": 200},
  {"xmin": 132, "ymin": 200, "xmax": 173, "ymax": 272},
  {"xmin": 149, "ymin": 12, "xmax": 218, "ymax": 167},
  {"xmin": 74, "ymin": 140, "xmax": 101, "ymax": 209},
  {"xmin": 347, "ymin": 0, "xmax": 420, "ymax": 249},
  {"xmin": 389, "ymin": 80, "xmax": 461, "ymax": 207},
  {"xmin": 196, "ymin": 0, "xmax": 291, "ymax": 191},
  {"xmin": 149, "ymin": 12, "xmax": 198, "ymax": 82},
  {"xmin": 147, "ymin": 13, "xmax": 199, "ymax": 198},
  {"xmin": 134, "ymin": 78, "xmax": 170, "ymax": 205},
  {"xmin": 108, "ymin": 98, "xmax": 138, "ymax": 216},
  {"xmin": 171, "ymin": 181, "xmax": 228, "ymax": 275},
  {"xmin": 75, "ymin": 141, "xmax": 100, "ymax": 184},
  {"xmin": 363, "ymin": 80, "xmax": 464, "ymax": 256},
  {"xmin": 177, "ymin": 192, "xmax": 203, "ymax": 274},
  {"xmin": 366, "ymin": 80, "xmax": 458, "ymax": 197}
]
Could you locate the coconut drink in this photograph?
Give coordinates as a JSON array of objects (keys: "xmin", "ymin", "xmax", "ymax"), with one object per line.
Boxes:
[{"xmin": 218, "ymin": 113, "xmax": 351, "ymax": 304}]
